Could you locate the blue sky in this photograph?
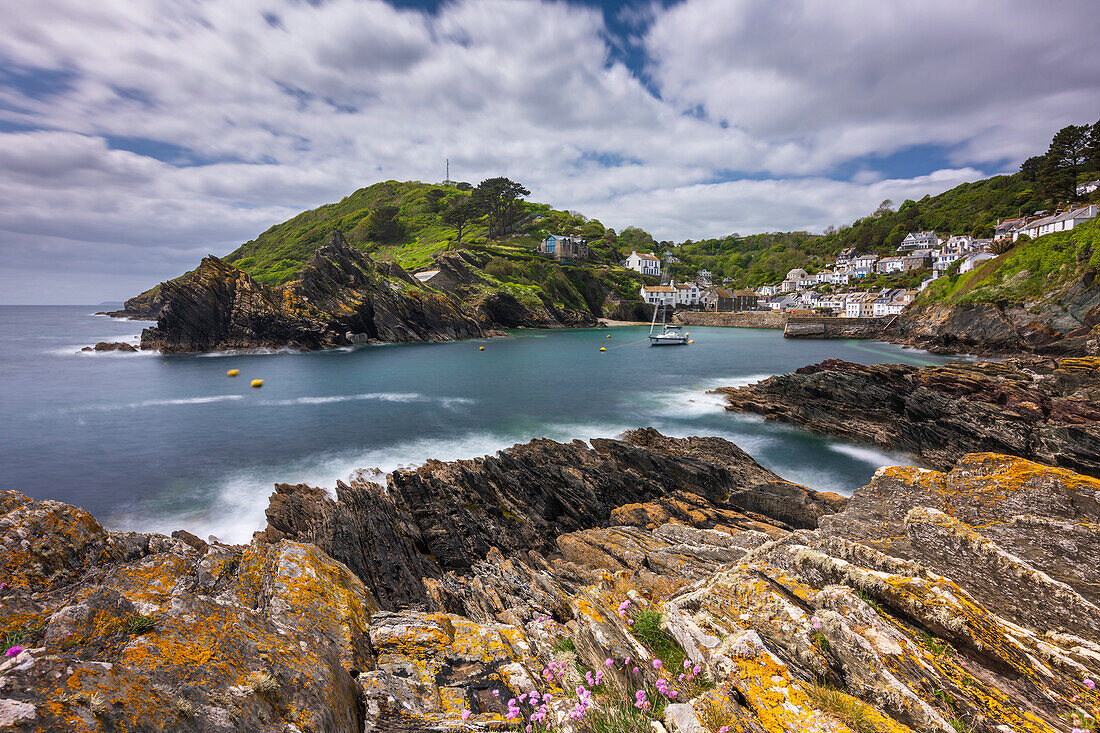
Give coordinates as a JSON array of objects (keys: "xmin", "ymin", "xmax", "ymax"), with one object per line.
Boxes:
[{"xmin": 1, "ymin": 0, "xmax": 1098, "ymax": 303}]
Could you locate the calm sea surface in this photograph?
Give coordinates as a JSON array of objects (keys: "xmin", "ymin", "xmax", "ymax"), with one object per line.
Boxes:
[{"xmin": 0, "ymin": 306, "xmax": 957, "ymax": 542}]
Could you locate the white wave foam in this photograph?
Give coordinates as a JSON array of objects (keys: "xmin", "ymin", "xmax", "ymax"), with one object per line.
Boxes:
[
  {"xmin": 107, "ymin": 420, "xmax": 634, "ymax": 543},
  {"xmin": 260, "ymin": 393, "xmax": 475, "ymax": 407},
  {"xmin": 827, "ymin": 442, "xmax": 917, "ymax": 467},
  {"xmin": 60, "ymin": 395, "xmax": 243, "ymax": 413}
]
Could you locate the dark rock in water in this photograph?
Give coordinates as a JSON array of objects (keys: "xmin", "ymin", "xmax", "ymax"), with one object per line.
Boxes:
[
  {"xmin": 715, "ymin": 357, "xmax": 1100, "ymax": 478},
  {"xmin": 139, "ymin": 231, "xmax": 486, "ymax": 352},
  {"xmin": 81, "ymin": 341, "xmax": 138, "ymax": 352}
]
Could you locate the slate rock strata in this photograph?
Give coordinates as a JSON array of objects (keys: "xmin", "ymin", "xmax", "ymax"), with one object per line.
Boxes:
[
  {"xmin": 2, "ymin": 434, "xmax": 1099, "ymax": 731},
  {"xmin": 138, "ymin": 231, "xmax": 487, "ymax": 352},
  {"xmin": 255, "ymin": 428, "xmax": 838, "ymax": 610},
  {"xmin": 889, "ymin": 270, "xmax": 1100, "ymax": 356},
  {"xmin": 714, "ymin": 356, "xmax": 1100, "ymax": 478}
]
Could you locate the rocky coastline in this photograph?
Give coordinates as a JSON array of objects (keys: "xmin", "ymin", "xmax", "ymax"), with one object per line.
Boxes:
[
  {"xmin": 2, "ymin": 427, "xmax": 1099, "ymax": 732},
  {"xmin": 887, "ymin": 271, "xmax": 1100, "ymax": 357},
  {"xmin": 102, "ymin": 235, "xmax": 620, "ymax": 354},
  {"xmin": 714, "ymin": 356, "xmax": 1100, "ymax": 478}
]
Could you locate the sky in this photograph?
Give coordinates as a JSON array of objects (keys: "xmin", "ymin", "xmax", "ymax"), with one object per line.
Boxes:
[{"xmin": 2, "ymin": 0, "xmax": 1099, "ymax": 303}]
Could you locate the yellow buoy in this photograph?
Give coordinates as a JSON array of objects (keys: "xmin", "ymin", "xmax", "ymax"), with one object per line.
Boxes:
[
  {"xmin": 479, "ymin": 346, "xmax": 485, "ymax": 351},
  {"xmin": 600, "ymin": 347, "xmax": 606, "ymax": 351},
  {"xmin": 688, "ymin": 340, "xmax": 694, "ymax": 344},
  {"xmin": 250, "ymin": 379, "xmax": 263, "ymax": 388},
  {"xmin": 227, "ymin": 369, "xmax": 239, "ymax": 377},
  {"xmin": 606, "ymin": 334, "xmax": 611, "ymax": 338}
]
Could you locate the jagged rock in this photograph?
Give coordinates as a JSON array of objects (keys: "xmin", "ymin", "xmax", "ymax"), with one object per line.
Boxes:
[
  {"xmin": 889, "ymin": 270, "xmax": 1100, "ymax": 356},
  {"xmin": 255, "ymin": 430, "xmax": 836, "ymax": 609},
  {"xmin": 715, "ymin": 357, "xmax": 1100, "ymax": 477},
  {"xmin": 4, "ymin": 443, "xmax": 1100, "ymax": 732},
  {"xmin": 80, "ymin": 341, "xmax": 138, "ymax": 352},
  {"xmin": 139, "ymin": 231, "xmax": 486, "ymax": 352}
]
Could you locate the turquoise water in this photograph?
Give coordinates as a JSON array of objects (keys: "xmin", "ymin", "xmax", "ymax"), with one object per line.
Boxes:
[{"xmin": 0, "ymin": 306, "xmax": 956, "ymax": 542}]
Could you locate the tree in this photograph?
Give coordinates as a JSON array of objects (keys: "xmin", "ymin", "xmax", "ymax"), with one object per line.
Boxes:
[
  {"xmin": 471, "ymin": 177, "xmax": 530, "ymax": 239},
  {"xmin": 442, "ymin": 198, "xmax": 478, "ymax": 246},
  {"xmin": 1019, "ymin": 155, "xmax": 1044, "ymax": 182},
  {"xmin": 1043, "ymin": 124, "xmax": 1091, "ymax": 201},
  {"xmin": 874, "ymin": 199, "xmax": 895, "ymax": 217},
  {"xmin": 364, "ymin": 204, "xmax": 404, "ymax": 243}
]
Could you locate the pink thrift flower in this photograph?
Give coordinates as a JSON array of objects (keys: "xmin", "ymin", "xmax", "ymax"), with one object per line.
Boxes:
[
  {"xmin": 1085, "ymin": 678, "xmax": 1096, "ymax": 690},
  {"xmin": 693, "ymin": 665, "xmax": 701, "ymax": 675},
  {"xmin": 811, "ymin": 615, "xmax": 822, "ymax": 630},
  {"xmin": 720, "ymin": 728, "xmax": 730, "ymax": 733},
  {"xmin": 4, "ymin": 646, "xmax": 22, "ymax": 658},
  {"xmin": 683, "ymin": 659, "xmax": 691, "ymax": 669},
  {"xmin": 605, "ymin": 657, "xmax": 614, "ymax": 667},
  {"xmin": 492, "ymin": 689, "xmax": 499, "ymax": 697},
  {"xmin": 632, "ymin": 666, "xmax": 639, "ymax": 675},
  {"xmin": 460, "ymin": 710, "xmax": 472, "ymax": 720},
  {"xmin": 679, "ymin": 673, "xmax": 686, "ymax": 681},
  {"xmin": 652, "ymin": 659, "xmax": 662, "ymax": 669}
]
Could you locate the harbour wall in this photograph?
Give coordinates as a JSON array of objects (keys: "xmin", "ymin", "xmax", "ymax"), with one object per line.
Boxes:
[
  {"xmin": 783, "ymin": 315, "xmax": 895, "ymax": 339},
  {"xmin": 672, "ymin": 311, "xmax": 787, "ymax": 329}
]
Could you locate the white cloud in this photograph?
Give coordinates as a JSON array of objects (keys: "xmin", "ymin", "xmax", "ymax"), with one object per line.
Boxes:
[{"xmin": 1, "ymin": 0, "xmax": 1097, "ymax": 302}]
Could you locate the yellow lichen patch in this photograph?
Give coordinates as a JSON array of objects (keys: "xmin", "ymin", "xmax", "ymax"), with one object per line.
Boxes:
[
  {"xmin": 267, "ymin": 541, "xmax": 380, "ymax": 670},
  {"xmin": 105, "ymin": 553, "xmax": 189, "ymax": 606},
  {"xmin": 0, "ymin": 500, "xmax": 111, "ymax": 590},
  {"xmin": 720, "ymin": 631, "xmax": 846, "ymax": 732}
]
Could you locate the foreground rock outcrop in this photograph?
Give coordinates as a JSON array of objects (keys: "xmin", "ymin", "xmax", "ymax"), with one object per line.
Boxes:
[
  {"xmin": 2, "ymin": 432, "xmax": 1099, "ymax": 732},
  {"xmin": 137, "ymin": 231, "xmax": 486, "ymax": 352},
  {"xmin": 715, "ymin": 357, "xmax": 1100, "ymax": 478}
]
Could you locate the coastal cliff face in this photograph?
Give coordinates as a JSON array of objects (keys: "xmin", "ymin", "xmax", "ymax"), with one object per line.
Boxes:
[
  {"xmin": 891, "ymin": 270, "xmax": 1100, "ymax": 356},
  {"xmin": 138, "ymin": 232, "xmax": 486, "ymax": 352},
  {"xmin": 715, "ymin": 357, "xmax": 1100, "ymax": 478},
  {"xmin": 420, "ymin": 250, "xmax": 599, "ymax": 329},
  {"xmin": 2, "ymin": 430, "xmax": 1099, "ymax": 732}
]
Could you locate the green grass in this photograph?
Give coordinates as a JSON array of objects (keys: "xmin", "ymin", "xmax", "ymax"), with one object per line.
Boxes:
[
  {"xmin": 918, "ymin": 631, "xmax": 952, "ymax": 657},
  {"xmin": 576, "ymin": 699, "xmax": 654, "ymax": 733},
  {"xmin": 921, "ymin": 217, "xmax": 1100, "ymax": 306},
  {"xmin": 856, "ymin": 590, "xmax": 887, "ymax": 617},
  {"xmin": 631, "ymin": 611, "xmax": 687, "ymax": 672},
  {"xmin": 552, "ymin": 636, "xmax": 576, "ymax": 654},
  {"xmin": 803, "ymin": 682, "xmax": 886, "ymax": 733},
  {"xmin": 126, "ymin": 614, "xmax": 159, "ymax": 635}
]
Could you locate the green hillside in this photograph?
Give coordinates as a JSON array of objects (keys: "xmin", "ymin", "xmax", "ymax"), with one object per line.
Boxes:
[
  {"xmin": 224, "ymin": 180, "xmax": 630, "ymax": 285},
  {"xmin": 922, "ymin": 216, "xmax": 1100, "ymax": 305}
]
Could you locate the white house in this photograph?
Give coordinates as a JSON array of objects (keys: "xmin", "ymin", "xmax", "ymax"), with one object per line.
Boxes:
[
  {"xmin": 696, "ymin": 269, "xmax": 713, "ymax": 283},
  {"xmin": 785, "ymin": 268, "xmax": 809, "ymax": 282},
  {"xmin": 765, "ymin": 294, "xmax": 799, "ymax": 311},
  {"xmin": 958, "ymin": 252, "xmax": 996, "ymax": 273},
  {"xmin": 941, "ymin": 235, "xmax": 976, "ymax": 252},
  {"xmin": 852, "ymin": 254, "xmax": 878, "ymax": 270},
  {"xmin": 1078, "ymin": 180, "xmax": 1100, "ymax": 196},
  {"xmin": 850, "ymin": 266, "xmax": 873, "ymax": 279},
  {"xmin": 876, "ymin": 256, "xmax": 905, "ymax": 274},
  {"xmin": 845, "ymin": 292, "xmax": 876, "ymax": 318},
  {"xmin": 829, "ymin": 271, "xmax": 851, "ymax": 286},
  {"xmin": 933, "ymin": 250, "xmax": 964, "ymax": 273},
  {"xmin": 898, "ymin": 231, "xmax": 940, "ymax": 251},
  {"xmin": 1012, "ymin": 206, "xmax": 1098, "ymax": 241},
  {"xmin": 757, "ymin": 284, "xmax": 779, "ymax": 297},
  {"xmin": 625, "ymin": 251, "xmax": 662, "ymax": 277},
  {"xmin": 640, "ymin": 285, "xmax": 675, "ymax": 306},
  {"xmin": 673, "ymin": 281, "xmax": 703, "ymax": 306}
]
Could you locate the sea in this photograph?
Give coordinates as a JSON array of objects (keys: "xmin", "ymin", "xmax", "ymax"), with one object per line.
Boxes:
[{"xmin": 0, "ymin": 306, "xmax": 958, "ymax": 543}]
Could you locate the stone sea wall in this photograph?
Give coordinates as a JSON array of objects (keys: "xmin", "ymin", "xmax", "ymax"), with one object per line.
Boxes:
[
  {"xmin": 673, "ymin": 310, "xmax": 787, "ymax": 329},
  {"xmin": 784, "ymin": 314, "xmax": 895, "ymax": 339}
]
